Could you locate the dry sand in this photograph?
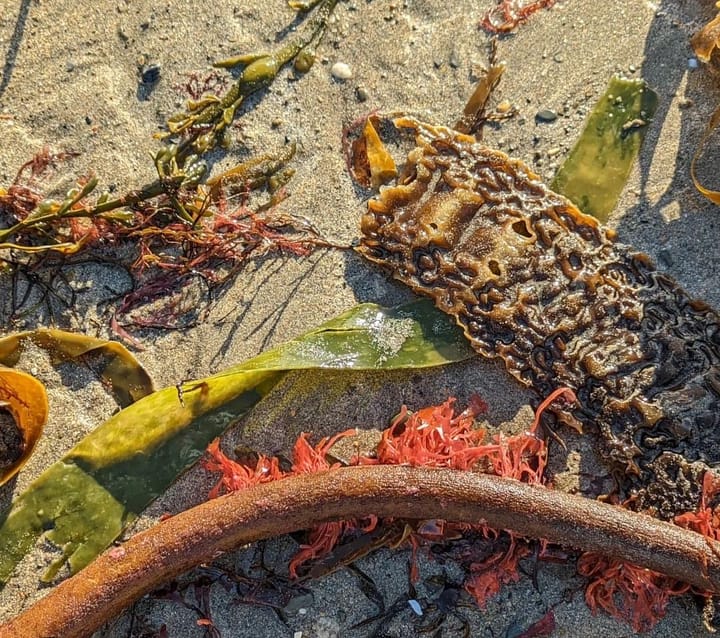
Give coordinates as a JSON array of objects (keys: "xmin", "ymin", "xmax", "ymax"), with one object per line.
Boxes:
[{"xmin": 1, "ymin": 0, "xmax": 719, "ymax": 635}]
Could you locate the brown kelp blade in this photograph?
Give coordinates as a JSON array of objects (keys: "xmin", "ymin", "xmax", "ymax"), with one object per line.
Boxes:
[{"xmin": 0, "ymin": 367, "xmax": 48, "ymax": 486}]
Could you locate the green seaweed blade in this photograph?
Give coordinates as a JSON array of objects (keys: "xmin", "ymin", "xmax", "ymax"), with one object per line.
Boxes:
[
  {"xmin": 551, "ymin": 76, "xmax": 658, "ymax": 221},
  {"xmin": 0, "ymin": 299, "xmax": 473, "ymax": 585}
]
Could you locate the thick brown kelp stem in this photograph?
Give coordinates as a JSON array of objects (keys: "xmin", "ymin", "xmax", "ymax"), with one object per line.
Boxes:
[{"xmin": 3, "ymin": 466, "xmax": 720, "ymax": 638}]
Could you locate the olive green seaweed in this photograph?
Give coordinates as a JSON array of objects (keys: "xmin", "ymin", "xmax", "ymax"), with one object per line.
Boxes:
[
  {"xmin": 551, "ymin": 76, "xmax": 659, "ymax": 221},
  {"xmin": 0, "ymin": 329, "xmax": 154, "ymax": 407},
  {"xmin": 0, "ymin": 0, "xmax": 339, "ymax": 252},
  {"xmin": 0, "ymin": 299, "xmax": 473, "ymax": 586}
]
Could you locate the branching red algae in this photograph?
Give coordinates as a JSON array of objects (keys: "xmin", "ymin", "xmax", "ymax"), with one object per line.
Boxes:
[{"xmin": 4, "ymin": 465, "xmax": 720, "ymax": 638}]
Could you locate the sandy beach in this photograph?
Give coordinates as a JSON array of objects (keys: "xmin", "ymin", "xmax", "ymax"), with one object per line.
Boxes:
[{"xmin": 1, "ymin": 0, "xmax": 720, "ymax": 635}]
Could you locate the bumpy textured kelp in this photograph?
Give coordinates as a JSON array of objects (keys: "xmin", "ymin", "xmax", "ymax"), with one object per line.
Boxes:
[
  {"xmin": 0, "ymin": 300, "xmax": 472, "ymax": 586},
  {"xmin": 358, "ymin": 118, "xmax": 720, "ymax": 519}
]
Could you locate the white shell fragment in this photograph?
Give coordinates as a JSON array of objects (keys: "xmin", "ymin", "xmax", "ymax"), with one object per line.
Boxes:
[{"xmin": 330, "ymin": 61, "xmax": 353, "ymax": 80}]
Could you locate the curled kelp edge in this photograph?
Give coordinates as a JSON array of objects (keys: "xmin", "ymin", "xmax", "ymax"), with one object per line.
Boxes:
[
  {"xmin": 691, "ymin": 8, "xmax": 720, "ymax": 206},
  {"xmin": 0, "ymin": 329, "xmax": 154, "ymax": 407},
  {"xmin": 690, "ymin": 103, "xmax": 720, "ymax": 206},
  {"xmin": 0, "ymin": 367, "xmax": 48, "ymax": 486}
]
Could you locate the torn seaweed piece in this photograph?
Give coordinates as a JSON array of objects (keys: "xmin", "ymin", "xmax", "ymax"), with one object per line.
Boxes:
[
  {"xmin": 0, "ymin": 299, "xmax": 472, "ymax": 586},
  {"xmin": 0, "ymin": 367, "xmax": 47, "ymax": 487},
  {"xmin": 691, "ymin": 6, "xmax": 720, "ymax": 65},
  {"xmin": 551, "ymin": 76, "xmax": 658, "ymax": 222},
  {"xmin": 0, "ymin": 329, "xmax": 154, "ymax": 407}
]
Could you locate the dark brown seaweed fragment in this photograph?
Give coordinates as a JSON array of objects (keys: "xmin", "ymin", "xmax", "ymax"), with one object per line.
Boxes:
[{"xmin": 358, "ymin": 117, "xmax": 720, "ymax": 519}]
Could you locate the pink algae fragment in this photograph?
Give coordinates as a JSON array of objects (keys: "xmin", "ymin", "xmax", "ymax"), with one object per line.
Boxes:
[
  {"xmin": 481, "ymin": 0, "xmax": 557, "ymax": 34},
  {"xmin": 201, "ymin": 393, "xmax": 571, "ymax": 609},
  {"xmin": 202, "ymin": 438, "xmax": 284, "ymax": 499}
]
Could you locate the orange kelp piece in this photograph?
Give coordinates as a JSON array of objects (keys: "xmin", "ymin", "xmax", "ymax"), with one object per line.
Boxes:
[
  {"xmin": 692, "ymin": 7, "xmax": 720, "ymax": 64},
  {"xmin": 0, "ymin": 366, "xmax": 48, "ymax": 486},
  {"xmin": 348, "ymin": 116, "xmax": 398, "ymax": 189}
]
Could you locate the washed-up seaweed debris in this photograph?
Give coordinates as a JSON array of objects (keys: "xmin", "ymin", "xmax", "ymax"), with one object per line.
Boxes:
[
  {"xmin": 481, "ymin": 0, "xmax": 557, "ymax": 34},
  {"xmin": 0, "ymin": 329, "xmax": 152, "ymax": 485},
  {"xmin": 6, "ymin": 394, "xmax": 720, "ymax": 637},
  {"xmin": 551, "ymin": 76, "xmax": 658, "ymax": 221},
  {"xmin": 692, "ymin": 4, "xmax": 720, "ymax": 65},
  {"xmin": 0, "ymin": 0, "xmax": 340, "ymax": 342},
  {"xmin": 357, "ymin": 113, "xmax": 720, "ymax": 522},
  {"xmin": 0, "ymin": 300, "xmax": 472, "ymax": 587},
  {"xmin": 0, "ymin": 367, "xmax": 46, "ymax": 486}
]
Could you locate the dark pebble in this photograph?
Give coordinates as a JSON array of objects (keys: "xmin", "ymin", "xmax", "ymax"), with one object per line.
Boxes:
[
  {"xmin": 536, "ymin": 109, "xmax": 558, "ymax": 123},
  {"xmin": 141, "ymin": 63, "xmax": 161, "ymax": 85},
  {"xmin": 355, "ymin": 86, "xmax": 369, "ymax": 102}
]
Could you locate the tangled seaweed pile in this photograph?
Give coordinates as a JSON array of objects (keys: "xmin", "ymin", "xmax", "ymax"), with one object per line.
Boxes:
[{"xmin": 0, "ymin": 0, "xmax": 339, "ymax": 343}]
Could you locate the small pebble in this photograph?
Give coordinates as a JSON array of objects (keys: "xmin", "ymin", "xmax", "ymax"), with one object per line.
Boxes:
[
  {"xmin": 536, "ymin": 109, "xmax": 558, "ymax": 123},
  {"xmin": 629, "ymin": 64, "xmax": 637, "ymax": 73},
  {"xmin": 355, "ymin": 86, "xmax": 369, "ymax": 102},
  {"xmin": 408, "ymin": 599, "xmax": 423, "ymax": 615},
  {"xmin": 141, "ymin": 63, "xmax": 161, "ymax": 85},
  {"xmin": 496, "ymin": 99, "xmax": 512, "ymax": 113},
  {"xmin": 547, "ymin": 147, "xmax": 562, "ymax": 158},
  {"xmin": 553, "ymin": 52, "xmax": 564, "ymax": 63},
  {"xmin": 678, "ymin": 96, "xmax": 694, "ymax": 109},
  {"xmin": 449, "ymin": 50, "xmax": 460, "ymax": 69},
  {"xmin": 688, "ymin": 57, "xmax": 699, "ymax": 70},
  {"xmin": 330, "ymin": 61, "xmax": 352, "ymax": 80}
]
